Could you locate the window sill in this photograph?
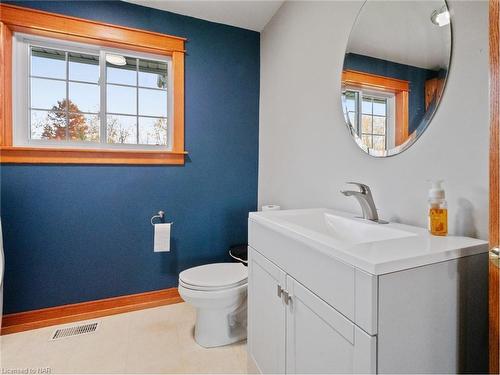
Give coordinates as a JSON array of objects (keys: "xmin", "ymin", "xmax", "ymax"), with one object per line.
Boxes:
[{"xmin": 0, "ymin": 146, "xmax": 187, "ymax": 165}]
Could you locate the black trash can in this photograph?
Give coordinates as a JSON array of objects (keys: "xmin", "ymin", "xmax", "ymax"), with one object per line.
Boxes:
[{"xmin": 229, "ymin": 244, "xmax": 248, "ymax": 265}]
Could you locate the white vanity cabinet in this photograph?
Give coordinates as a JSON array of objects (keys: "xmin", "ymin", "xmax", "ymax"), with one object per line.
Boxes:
[
  {"xmin": 248, "ymin": 248, "xmax": 286, "ymax": 374},
  {"xmin": 247, "ymin": 209, "xmax": 489, "ymax": 374},
  {"xmin": 249, "ymin": 249, "xmax": 376, "ymax": 374}
]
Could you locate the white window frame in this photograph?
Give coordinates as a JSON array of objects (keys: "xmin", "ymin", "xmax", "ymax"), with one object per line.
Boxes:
[
  {"xmin": 12, "ymin": 32, "xmax": 174, "ymax": 151},
  {"xmin": 344, "ymin": 86, "xmax": 396, "ymax": 150}
]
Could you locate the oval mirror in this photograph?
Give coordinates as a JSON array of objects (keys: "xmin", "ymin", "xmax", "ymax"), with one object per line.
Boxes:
[{"xmin": 341, "ymin": 0, "xmax": 452, "ymax": 157}]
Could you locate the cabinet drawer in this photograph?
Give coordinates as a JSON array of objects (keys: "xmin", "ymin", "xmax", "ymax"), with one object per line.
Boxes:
[{"xmin": 249, "ymin": 219, "xmax": 378, "ymax": 334}]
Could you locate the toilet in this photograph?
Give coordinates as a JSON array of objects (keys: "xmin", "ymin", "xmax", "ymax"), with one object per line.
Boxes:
[{"xmin": 178, "ymin": 263, "xmax": 248, "ymax": 348}]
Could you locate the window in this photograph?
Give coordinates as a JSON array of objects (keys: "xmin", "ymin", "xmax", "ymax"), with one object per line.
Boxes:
[
  {"xmin": 29, "ymin": 46, "xmax": 101, "ymax": 143},
  {"xmin": 361, "ymin": 96, "xmax": 388, "ymax": 150},
  {"xmin": 0, "ymin": 4, "xmax": 185, "ymax": 164},
  {"xmin": 16, "ymin": 35, "xmax": 172, "ymax": 150},
  {"xmin": 341, "ymin": 70, "xmax": 409, "ymax": 154},
  {"xmin": 343, "ymin": 89, "xmax": 394, "ymax": 151}
]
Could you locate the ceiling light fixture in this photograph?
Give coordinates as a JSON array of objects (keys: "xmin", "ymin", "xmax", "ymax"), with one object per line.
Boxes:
[
  {"xmin": 431, "ymin": 7, "xmax": 450, "ymax": 27},
  {"xmin": 105, "ymin": 54, "xmax": 127, "ymax": 66}
]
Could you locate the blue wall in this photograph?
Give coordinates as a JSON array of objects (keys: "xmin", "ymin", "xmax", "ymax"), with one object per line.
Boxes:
[
  {"xmin": 1, "ymin": 1, "xmax": 259, "ymax": 314},
  {"xmin": 344, "ymin": 53, "xmax": 440, "ymax": 133}
]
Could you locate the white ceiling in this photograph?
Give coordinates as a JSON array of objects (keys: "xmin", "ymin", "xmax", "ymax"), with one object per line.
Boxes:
[
  {"xmin": 347, "ymin": 0, "xmax": 451, "ymax": 70},
  {"xmin": 123, "ymin": 0, "xmax": 284, "ymax": 31}
]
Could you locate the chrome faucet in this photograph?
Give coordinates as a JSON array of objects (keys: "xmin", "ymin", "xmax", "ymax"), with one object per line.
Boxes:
[{"xmin": 341, "ymin": 182, "xmax": 383, "ymax": 222}]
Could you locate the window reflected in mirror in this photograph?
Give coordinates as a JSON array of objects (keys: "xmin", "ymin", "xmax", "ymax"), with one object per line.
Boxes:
[{"xmin": 344, "ymin": 88, "xmax": 392, "ymax": 151}]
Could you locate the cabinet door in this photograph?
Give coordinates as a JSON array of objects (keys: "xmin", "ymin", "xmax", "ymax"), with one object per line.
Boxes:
[
  {"xmin": 248, "ymin": 247, "xmax": 287, "ymax": 374},
  {"xmin": 286, "ymin": 276, "xmax": 376, "ymax": 374}
]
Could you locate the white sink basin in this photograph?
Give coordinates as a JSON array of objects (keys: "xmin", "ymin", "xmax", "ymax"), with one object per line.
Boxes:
[
  {"xmin": 277, "ymin": 210, "xmax": 415, "ymax": 246},
  {"xmin": 249, "ymin": 208, "xmax": 488, "ymax": 274}
]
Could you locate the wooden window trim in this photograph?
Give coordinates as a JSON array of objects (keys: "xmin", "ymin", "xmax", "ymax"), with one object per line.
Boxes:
[
  {"xmin": 342, "ymin": 69, "xmax": 410, "ymax": 146},
  {"xmin": 0, "ymin": 4, "xmax": 187, "ymax": 165}
]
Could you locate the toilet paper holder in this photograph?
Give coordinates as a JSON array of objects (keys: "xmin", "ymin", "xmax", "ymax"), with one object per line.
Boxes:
[{"xmin": 151, "ymin": 210, "xmax": 172, "ymax": 226}]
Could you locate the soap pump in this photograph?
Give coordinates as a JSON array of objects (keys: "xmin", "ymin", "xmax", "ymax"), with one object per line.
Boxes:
[{"xmin": 428, "ymin": 180, "xmax": 448, "ymax": 236}]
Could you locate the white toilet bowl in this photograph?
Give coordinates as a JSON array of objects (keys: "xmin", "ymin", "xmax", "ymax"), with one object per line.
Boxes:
[{"xmin": 178, "ymin": 263, "xmax": 247, "ymax": 348}]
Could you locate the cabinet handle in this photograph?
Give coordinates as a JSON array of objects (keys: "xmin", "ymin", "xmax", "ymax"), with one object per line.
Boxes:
[
  {"xmin": 282, "ymin": 290, "xmax": 292, "ymax": 305},
  {"xmin": 277, "ymin": 284, "xmax": 283, "ymax": 298}
]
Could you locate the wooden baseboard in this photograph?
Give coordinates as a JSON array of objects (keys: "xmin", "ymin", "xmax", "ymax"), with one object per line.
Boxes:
[{"xmin": 1, "ymin": 287, "xmax": 183, "ymax": 335}]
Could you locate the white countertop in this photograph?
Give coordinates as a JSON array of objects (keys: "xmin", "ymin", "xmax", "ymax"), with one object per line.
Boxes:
[{"xmin": 248, "ymin": 208, "xmax": 488, "ymax": 275}]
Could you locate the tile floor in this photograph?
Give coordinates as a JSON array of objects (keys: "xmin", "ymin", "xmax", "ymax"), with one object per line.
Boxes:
[{"xmin": 0, "ymin": 302, "xmax": 248, "ymax": 374}]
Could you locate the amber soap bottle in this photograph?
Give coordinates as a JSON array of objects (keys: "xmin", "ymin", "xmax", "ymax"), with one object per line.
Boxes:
[{"xmin": 428, "ymin": 180, "xmax": 448, "ymax": 236}]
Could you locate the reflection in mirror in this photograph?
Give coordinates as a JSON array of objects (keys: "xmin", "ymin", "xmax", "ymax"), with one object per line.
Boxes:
[{"xmin": 342, "ymin": 0, "xmax": 452, "ymax": 157}]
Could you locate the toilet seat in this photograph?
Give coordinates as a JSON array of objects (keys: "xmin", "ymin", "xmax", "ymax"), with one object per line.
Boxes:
[
  {"xmin": 179, "ymin": 279, "xmax": 247, "ymax": 291},
  {"xmin": 179, "ymin": 263, "xmax": 247, "ymax": 291}
]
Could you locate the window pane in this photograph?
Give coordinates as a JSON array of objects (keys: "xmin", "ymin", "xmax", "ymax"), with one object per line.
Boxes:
[
  {"xmin": 106, "ymin": 56, "xmax": 136, "ymax": 86},
  {"xmin": 68, "ymin": 113, "xmax": 99, "ymax": 142},
  {"xmin": 361, "ymin": 115, "xmax": 372, "ymax": 133},
  {"xmin": 107, "ymin": 115, "xmax": 137, "ymax": 144},
  {"xmin": 31, "ymin": 110, "xmax": 67, "ymax": 140},
  {"xmin": 345, "ymin": 97, "xmax": 356, "ymax": 112},
  {"xmin": 373, "ymin": 99, "xmax": 386, "ymax": 116},
  {"xmin": 107, "ymin": 84, "xmax": 137, "ymax": 115},
  {"xmin": 69, "ymin": 82, "xmax": 99, "ymax": 113},
  {"xmin": 69, "ymin": 52, "xmax": 99, "ymax": 83},
  {"xmin": 372, "ymin": 116, "xmax": 386, "ymax": 135},
  {"xmin": 31, "ymin": 47, "xmax": 66, "ymax": 79},
  {"xmin": 362, "ymin": 134, "xmax": 372, "ymax": 148},
  {"xmin": 373, "ymin": 135, "xmax": 386, "ymax": 150},
  {"xmin": 139, "ymin": 117, "xmax": 167, "ymax": 145},
  {"xmin": 31, "ymin": 110, "xmax": 47, "ymax": 140},
  {"xmin": 348, "ymin": 112, "xmax": 356, "ymax": 127},
  {"xmin": 139, "ymin": 88, "xmax": 167, "ymax": 117},
  {"xmin": 139, "ymin": 59, "xmax": 168, "ymax": 89},
  {"xmin": 31, "ymin": 78, "xmax": 66, "ymax": 110},
  {"xmin": 362, "ymin": 98, "xmax": 372, "ymax": 114}
]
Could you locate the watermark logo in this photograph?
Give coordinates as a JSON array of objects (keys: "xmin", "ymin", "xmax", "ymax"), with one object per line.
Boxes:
[{"xmin": 1, "ymin": 368, "xmax": 52, "ymax": 374}]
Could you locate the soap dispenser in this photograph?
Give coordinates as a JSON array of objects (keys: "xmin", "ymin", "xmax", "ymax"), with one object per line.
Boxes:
[{"xmin": 428, "ymin": 180, "xmax": 448, "ymax": 236}]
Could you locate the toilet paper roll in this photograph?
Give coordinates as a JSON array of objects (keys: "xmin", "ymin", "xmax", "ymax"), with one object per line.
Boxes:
[{"xmin": 262, "ymin": 205, "xmax": 281, "ymax": 211}]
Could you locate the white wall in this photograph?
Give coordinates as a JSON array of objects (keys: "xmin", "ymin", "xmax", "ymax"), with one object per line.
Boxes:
[{"xmin": 259, "ymin": 0, "xmax": 489, "ymax": 239}]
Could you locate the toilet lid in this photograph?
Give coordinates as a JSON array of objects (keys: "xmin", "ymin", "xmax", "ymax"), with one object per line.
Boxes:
[{"xmin": 179, "ymin": 263, "xmax": 248, "ymax": 289}]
